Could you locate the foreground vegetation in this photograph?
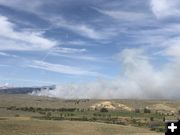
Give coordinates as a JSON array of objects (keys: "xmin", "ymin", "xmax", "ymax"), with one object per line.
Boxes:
[
  {"xmin": 6, "ymin": 105, "xmax": 166, "ymax": 132},
  {"xmin": 0, "ymin": 94, "xmax": 179, "ymax": 135}
]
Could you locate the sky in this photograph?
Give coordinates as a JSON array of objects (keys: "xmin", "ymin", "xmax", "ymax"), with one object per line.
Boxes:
[{"xmin": 1, "ymin": 0, "xmax": 180, "ymax": 99}]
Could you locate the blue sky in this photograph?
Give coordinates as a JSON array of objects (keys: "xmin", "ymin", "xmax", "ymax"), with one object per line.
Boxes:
[{"xmin": 0, "ymin": 0, "xmax": 180, "ymax": 98}]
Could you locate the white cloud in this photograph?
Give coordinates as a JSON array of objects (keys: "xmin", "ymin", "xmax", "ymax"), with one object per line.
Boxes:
[
  {"xmin": 0, "ymin": 1, "xmax": 118, "ymax": 41},
  {"xmin": 0, "ymin": 15, "xmax": 57, "ymax": 51},
  {"xmin": 29, "ymin": 60, "xmax": 100, "ymax": 76},
  {"xmin": 150, "ymin": 0, "xmax": 180, "ymax": 18},
  {"xmin": 0, "ymin": 0, "xmax": 43, "ymax": 13},
  {"xmin": 95, "ymin": 8, "xmax": 148, "ymax": 21}
]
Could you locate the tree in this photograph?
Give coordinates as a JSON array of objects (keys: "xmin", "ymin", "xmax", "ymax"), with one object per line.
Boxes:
[
  {"xmin": 150, "ymin": 117, "xmax": 154, "ymax": 121},
  {"xmin": 100, "ymin": 108, "xmax": 108, "ymax": 112},
  {"xmin": 143, "ymin": 108, "xmax": 151, "ymax": 113}
]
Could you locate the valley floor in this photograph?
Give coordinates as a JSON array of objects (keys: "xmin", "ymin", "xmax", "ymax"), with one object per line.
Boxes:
[
  {"xmin": 0, "ymin": 94, "xmax": 177, "ymax": 135},
  {"xmin": 0, "ymin": 117, "xmax": 162, "ymax": 135}
]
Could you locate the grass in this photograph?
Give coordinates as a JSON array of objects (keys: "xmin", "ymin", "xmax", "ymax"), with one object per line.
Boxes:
[
  {"xmin": 0, "ymin": 94, "xmax": 178, "ymax": 135},
  {"xmin": 0, "ymin": 118, "xmax": 162, "ymax": 135}
]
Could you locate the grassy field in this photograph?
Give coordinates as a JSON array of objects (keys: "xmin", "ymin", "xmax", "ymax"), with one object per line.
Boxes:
[
  {"xmin": 0, "ymin": 94, "xmax": 179, "ymax": 135},
  {"xmin": 0, "ymin": 118, "xmax": 162, "ymax": 135}
]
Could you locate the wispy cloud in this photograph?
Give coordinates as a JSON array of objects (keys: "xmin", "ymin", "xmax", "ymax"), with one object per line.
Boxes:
[
  {"xmin": 0, "ymin": 52, "xmax": 18, "ymax": 58},
  {"xmin": 29, "ymin": 60, "xmax": 101, "ymax": 76},
  {"xmin": 48, "ymin": 16, "xmax": 114, "ymax": 40},
  {"xmin": 0, "ymin": 1, "xmax": 119, "ymax": 41},
  {"xmin": 0, "ymin": 15, "xmax": 57, "ymax": 51},
  {"xmin": 51, "ymin": 53, "xmax": 97, "ymax": 61},
  {"xmin": 0, "ymin": 0, "xmax": 43, "ymax": 13},
  {"xmin": 41, "ymin": 47, "xmax": 88, "ymax": 62},
  {"xmin": 52, "ymin": 47, "xmax": 87, "ymax": 54},
  {"xmin": 95, "ymin": 8, "xmax": 148, "ymax": 22},
  {"xmin": 61, "ymin": 40, "xmax": 88, "ymax": 46},
  {"xmin": 150, "ymin": 0, "xmax": 180, "ymax": 19},
  {"xmin": 49, "ymin": 53, "xmax": 108, "ymax": 63}
]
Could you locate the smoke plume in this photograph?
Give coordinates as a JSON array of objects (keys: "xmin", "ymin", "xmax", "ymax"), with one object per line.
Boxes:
[{"xmin": 31, "ymin": 47, "xmax": 180, "ymax": 99}]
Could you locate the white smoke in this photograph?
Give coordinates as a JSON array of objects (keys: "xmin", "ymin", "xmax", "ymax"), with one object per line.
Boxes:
[{"xmin": 31, "ymin": 47, "xmax": 180, "ymax": 99}]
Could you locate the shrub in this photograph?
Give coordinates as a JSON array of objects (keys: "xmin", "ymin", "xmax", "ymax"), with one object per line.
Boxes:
[
  {"xmin": 143, "ymin": 108, "xmax": 151, "ymax": 113},
  {"xmin": 135, "ymin": 108, "xmax": 140, "ymax": 113},
  {"xmin": 150, "ymin": 117, "xmax": 154, "ymax": 121},
  {"xmin": 100, "ymin": 108, "xmax": 108, "ymax": 112}
]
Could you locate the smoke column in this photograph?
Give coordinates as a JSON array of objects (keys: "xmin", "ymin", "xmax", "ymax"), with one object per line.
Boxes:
[{"xmin": 31, "ymin": 47, "xmax": 180, "ymax": 99}]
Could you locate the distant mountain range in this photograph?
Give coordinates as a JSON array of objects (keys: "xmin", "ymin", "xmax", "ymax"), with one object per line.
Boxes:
[{"xmin": 0, "ymin": 85, "xmax": 56, "ymax": 94}]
